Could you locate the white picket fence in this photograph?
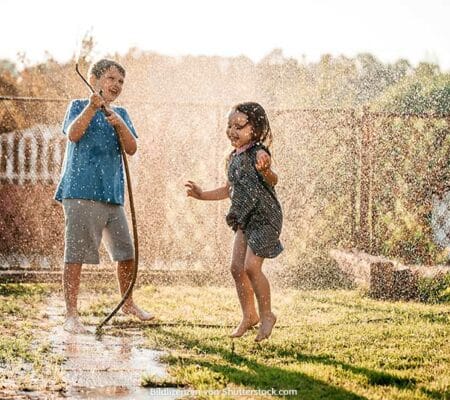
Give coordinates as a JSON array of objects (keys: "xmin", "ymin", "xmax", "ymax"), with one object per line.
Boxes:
[{"xmin": 0, "ymin": 124, "xmax": 65, "ymax": 184}]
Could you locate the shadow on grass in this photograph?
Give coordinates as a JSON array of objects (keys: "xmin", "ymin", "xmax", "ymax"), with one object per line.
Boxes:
[
  {"xmin": 420, "ymin": 387, "xmax": 450, "ymax": 399},
  {"xmin": 154, "ymin": 327, "xmax": 369, "ymax": 400},
  {"xmin": 269, "ymin": 344, "xmax": 416, "ymax": 389},
  {"xmin": 308, "ymin": 296, "xmax": 450, "ymax": 324}
]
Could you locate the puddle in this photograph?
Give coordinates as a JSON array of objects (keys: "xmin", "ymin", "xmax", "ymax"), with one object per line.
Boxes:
[{"xmin": 46, "ymin": 302, "xmax": 179, "ymax": 399}]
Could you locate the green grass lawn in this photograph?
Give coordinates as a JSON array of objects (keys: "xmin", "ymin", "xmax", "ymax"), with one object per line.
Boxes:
[
  {"xmin": 0, "ymin": 284, "xmax": 64, "ymax": 395},
  {"xmin": 124, "ymin": 285, "xmax": 450, "ymax": 400},
  {"xmin": 1, "ymin": 282, "xmax": 449, "ymax": 399}
]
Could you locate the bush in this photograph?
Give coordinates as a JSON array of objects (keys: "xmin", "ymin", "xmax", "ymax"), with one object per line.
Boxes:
[
  {"xmin": 376, "ymin": 199, "xmax": 447, "ymax": 265},
  {"xmin": 418, "ymin": 272, "xmax": 450, "ymax": 303}
]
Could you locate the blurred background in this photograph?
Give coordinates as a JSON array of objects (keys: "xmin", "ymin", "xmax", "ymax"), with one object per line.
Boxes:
[{"xmin": 1, "ymin": 0, "xmax": 450, "ymax": 287}]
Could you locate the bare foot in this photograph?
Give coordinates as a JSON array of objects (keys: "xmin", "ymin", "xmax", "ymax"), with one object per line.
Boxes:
[
  {"xmin": 63, "ymin": 316, "xmax": 89, "ymax": 334},
  {"xmin": 230, "ymin": 316, "xmax": 260, "ymax": 338},
  {"xmin": 122, "ymin": 304, "xmax": 155, "ymax": 321},
  {"xmin": 255, "ymin": 313, "xmax": 277, "ymax": 342}
]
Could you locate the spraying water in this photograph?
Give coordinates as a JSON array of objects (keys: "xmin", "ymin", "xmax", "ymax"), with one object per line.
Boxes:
[{"xmin": 1, "ymin": 48, "xmax": 449, "ymax": 289}]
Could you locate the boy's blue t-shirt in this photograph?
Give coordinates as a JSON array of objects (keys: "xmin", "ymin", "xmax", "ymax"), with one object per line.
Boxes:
[{"xmin": 54, "ymin": 99, "xmax": 138, "ymax": 205}]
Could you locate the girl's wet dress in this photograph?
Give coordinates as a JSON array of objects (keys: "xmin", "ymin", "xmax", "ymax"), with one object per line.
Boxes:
[{"xmin": 226, "ymin": 142, "xmax": 283, "ymax": 258}]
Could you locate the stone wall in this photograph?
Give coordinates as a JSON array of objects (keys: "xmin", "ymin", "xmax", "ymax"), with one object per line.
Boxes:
[{"xmin": 330, "ymin": 249, "xmax": 450, "ymax": 301}]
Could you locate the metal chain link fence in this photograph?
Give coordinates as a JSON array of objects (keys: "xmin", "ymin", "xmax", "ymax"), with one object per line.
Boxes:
[{"xmin": 1, "ymin": 97, "xmax": 449, "ymax": 277}]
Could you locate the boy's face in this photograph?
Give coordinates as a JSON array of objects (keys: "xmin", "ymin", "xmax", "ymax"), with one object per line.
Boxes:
[{"xmin": 93, "ymin": 66, "xmax": 124, "ymax": 103}]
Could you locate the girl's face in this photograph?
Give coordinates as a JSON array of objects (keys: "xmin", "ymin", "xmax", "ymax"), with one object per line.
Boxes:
[
  {"xmin": 227, "ymin": 111, "xmax": 253, "ymax": 148},
  {"xmin": 92, "ymin": 66, "xmax": 124, "ymax": 103}
]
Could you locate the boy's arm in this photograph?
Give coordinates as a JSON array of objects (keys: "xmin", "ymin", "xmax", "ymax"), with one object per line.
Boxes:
[
  {"xmin": 67, "ymin": 95, "xmax": 102, "ymax": 142},
  {"xmin": 105, "ymin": 108, "xmax": 137, "ymax": 155},
  {"xmin": 186, "ymin": 181, "xmax": 230, "ymax": 200},
  {"xmin": 256, "ymin": 149, "xmax": 278, "ymax": 186}
]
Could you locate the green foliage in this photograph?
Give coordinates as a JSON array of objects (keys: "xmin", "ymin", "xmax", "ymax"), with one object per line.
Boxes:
[
  {"xmin": 370, "ymin": 111, "xmax": 450, "ymax": 264},
  {"xmin": 418, "ymin": 273, "xmax": 450, "ymax": 303},
  {"xmin": 256, "ymin": 51, "xmax": 410, "ymax": 108},
  {"xmin": 0, "ymin": 48, "xmax": 417, "ymax": 108},
  {"xmin": 374, "ymin": 63, "xmax": 450, "ymax": 115},
  {"xmin": 377, "ymin": 200, "xmax": 446, "ymax": 265}
]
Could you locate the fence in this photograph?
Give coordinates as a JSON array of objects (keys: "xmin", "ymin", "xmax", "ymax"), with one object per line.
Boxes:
[
  {"xmin": 359, "ymin": 111, "xmax": 450, "ymax": 263},
  {"xmin": 1, "ymin": 96, "xmax": 449, "ymax": 272},
  {"xmin": 0, "ymin": 124, "xmax": 64, "ymax": 184}
]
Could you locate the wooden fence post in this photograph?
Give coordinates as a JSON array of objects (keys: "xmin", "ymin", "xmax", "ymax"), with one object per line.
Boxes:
[
  {"xmin": 359, "ymin": 107, "xmax": 373, "ymax": 251},
  {"xmin": 349, "ymin": 110, "xmax": 358, "ymax": 246}
]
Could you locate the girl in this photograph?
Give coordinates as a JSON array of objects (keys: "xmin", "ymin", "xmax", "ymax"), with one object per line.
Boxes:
[{"xmin": 186, "ymin": 102, "xmax": 283, "ymax": 342}]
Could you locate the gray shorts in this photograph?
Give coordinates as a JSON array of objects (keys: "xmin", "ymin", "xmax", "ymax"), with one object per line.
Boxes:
[{"xmin": 62, "ymin": 199, "xmax": 134, "ymax": 264}]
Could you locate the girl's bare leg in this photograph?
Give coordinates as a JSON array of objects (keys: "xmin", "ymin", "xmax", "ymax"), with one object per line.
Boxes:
[
  {"xmin": 244, "ymin": 248, "xmax": 277, "ymax": 342},
  {"xmin": 230, "ymin": 230, "xmax": 259, "ymax": 337},
  {"xmin": 63, "ymin": 263, "xmax": 88, "ymax": 333},
  {"xmin": 117, "ymin": 259, "xmax": 154, "ymax": 321}
]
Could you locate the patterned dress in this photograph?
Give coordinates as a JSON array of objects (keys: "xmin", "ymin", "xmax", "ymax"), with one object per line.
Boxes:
[{"xmin": 226, "ymin": 142, "xmax": 283, "ymax": 258}]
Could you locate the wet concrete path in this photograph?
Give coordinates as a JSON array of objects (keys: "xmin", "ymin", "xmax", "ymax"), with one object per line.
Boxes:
[{"xmin": 46, "ymin": 298, "xmax": 178, "ymax": 399}]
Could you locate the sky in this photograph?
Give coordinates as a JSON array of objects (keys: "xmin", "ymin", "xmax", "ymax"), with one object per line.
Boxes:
[{"xmin": 1, "ymin": 0, "xmax": 449, "ymax": 71}]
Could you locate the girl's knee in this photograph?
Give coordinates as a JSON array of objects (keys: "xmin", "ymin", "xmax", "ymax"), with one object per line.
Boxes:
[
  {"xmin": 230, "ymin": 262, "xmax": 245, "ymax": 278},
  {"xmin": 244, "ymin": 263, "xmax": 258, "ymax": 276}
]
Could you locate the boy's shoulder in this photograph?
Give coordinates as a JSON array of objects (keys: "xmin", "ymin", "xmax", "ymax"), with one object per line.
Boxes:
[
  {"xmin": 112, "ymin": 104, "xmax": 128, "ymax": 113},
  {"xmin": 71, "ymin": 98, "xmax": 88, "ymax": 104},
  {"xmin": 68, "ymin": 98, "xmax": 89, "ymax": 109},
  {"xmin": 112, "ymin": 105, "xmax": 132, "ymax": 121}
]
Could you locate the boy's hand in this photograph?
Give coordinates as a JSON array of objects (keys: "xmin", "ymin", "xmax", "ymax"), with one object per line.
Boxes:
[
  {"xmin": 88, "ymin": 92, "xmax": 105, "ymax": 110},
  {"xmin": 185, "ymin": 180, "xmax": 203, "ymax": 200},
  {"xmin": 255, "ymin": 150, "xmax": 271, "ymax": 172},
  {"xmin": 104, "ymin": 107, "xmax": 121, "ymax": 127}
]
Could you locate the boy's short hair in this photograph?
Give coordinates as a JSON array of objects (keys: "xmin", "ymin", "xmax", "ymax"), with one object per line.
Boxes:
[{"xmin": 88, "ymin": 59, "xmax": 126, "ymax": 79}]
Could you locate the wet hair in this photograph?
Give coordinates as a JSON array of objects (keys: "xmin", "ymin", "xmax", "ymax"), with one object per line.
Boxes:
[
  {"xmin": 232, "ymin": 102, "xmax": 273, "ymax": 147},
  {"xmin": 88, "ymin": 59, "xmax": 126, "ymax": 79}
]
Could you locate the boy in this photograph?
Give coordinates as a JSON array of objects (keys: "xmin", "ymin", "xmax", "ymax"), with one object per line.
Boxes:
[{"xmin": 55, "ymin": 59, "xmax": 152, "ymax": 333}]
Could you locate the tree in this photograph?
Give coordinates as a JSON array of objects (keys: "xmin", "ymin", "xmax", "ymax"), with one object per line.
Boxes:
[{"xmin": 374, "ymin": 62, "xmax": 450, "ymax": 115}]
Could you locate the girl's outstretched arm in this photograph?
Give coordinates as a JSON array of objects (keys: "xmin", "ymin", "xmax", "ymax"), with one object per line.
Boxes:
[
  {"xmin": 256, "ymin": 150, "xmax": 278, "ymax": 186},
  {"xmin": 185, "ymin": 181, "xmax": 229, "ymax": 201}
]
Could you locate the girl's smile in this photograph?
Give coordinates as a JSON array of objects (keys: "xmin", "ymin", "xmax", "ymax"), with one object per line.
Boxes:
[{"xmin": 227, "ymin": 111, "xmax": 253, "ymax": 148}]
